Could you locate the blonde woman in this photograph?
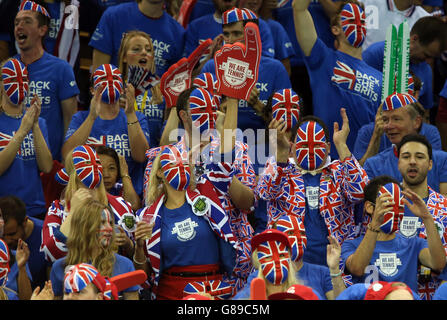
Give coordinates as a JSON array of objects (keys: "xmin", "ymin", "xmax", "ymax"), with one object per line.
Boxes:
[
  {"xmin": 49, "ymin": 197, "xmax": 139, "ymax": 299},
  {"xmin": 117, "ymin": 30, "xmax": 166, "ymax": 148},
  {"xmin": 41, "ymin": 145, "xmax": 136, "ymax": 264},
  {"xmin": 132, "ymin": 144, "xmax": 239, "ymax": 300}
]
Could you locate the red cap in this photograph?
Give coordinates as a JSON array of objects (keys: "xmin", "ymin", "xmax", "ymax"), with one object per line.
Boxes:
[
  {"xmin": 251, "ymin": 229, "xmax": 291, "ymax": 252},
  {"xmin": 183, "ymin": 294, "xmax": 212, "ymax": 300},
  {"xmin": 364, "ymin": 281, "xmax": 413, "ymax": 300},
  {"xmin": 268, "ymin": 284, "xmax": 320, "ymax": 300}
]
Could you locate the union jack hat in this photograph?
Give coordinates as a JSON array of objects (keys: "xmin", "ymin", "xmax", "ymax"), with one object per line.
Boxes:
[
  {"xmin": 407, "ymin": 75, "xmax": 414, "ymax": 97},
  {"xmin": 0, "ymin": 239, "xmax": 10, "ymax": 288},
  {"xmin": 55, "ymin": 168, "xmax": 69, "ymax": 186},
  {"xmin": 189, "ymin": 87, "xmax": 218, "ymax": 135},
  {"xmin": 268, "ymin": 284, "xmax": 320, "ymax": 300},
  {"xmin": 271, "ymin": 89, "xmax": 301, "ymax": 130},
  {"xmin": 193, "ymin": 73, "xmax": 217, "ymax": 95},
  {"xmin": 222, "ymin": 7, "xmax": 258, "ymax": 25},
  {"xmin": 19, "ymin": 0, "xmax": 50, "ymax": 18},
  {"xmin": 64, "ymin": 263, "xmax": 118, "ymax": 300},
  {"xmin": 251, "ymin": 229, "xmax": 291, "ymax": 252},
  {"xmin": 72, "ymin": 145, "xmax": 103, "ymax": 189},
  {"xmin": 377, "ymin": 183, "xmax": 404, "ymax": 234},
  {"xmin": 340, "ymin": 3, "xmax": 366, "ymax": 48},
  {"xmin": 160, "ymin": 145, "xmax": 191, "ymax": 191},
  {"xmin": 92, "ymin": 64, "xmax": 123, "ymax": 105},
  {"xmin": 383, "ymin": 92, "xmax": 417, "ymax": 111},
  {"xmin": 1, "ymin": 58, "xmax": 29, "ymax": 106},
  {"xmin": 364, "ymin": 281, "xmax": 413, "ymax": 300}
]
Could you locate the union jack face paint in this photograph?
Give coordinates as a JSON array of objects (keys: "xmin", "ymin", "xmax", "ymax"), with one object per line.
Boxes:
[
  {"xmin": 340, "ymin": 3, "xmax": 366, "ymax": 48},
  {"xmin": 295, "ymin": 121, "xmax": 327, "ymax": 171},
  {"xmin": 377, "ymin": 183, "xmax": 404, "ymax": 234},
  {"xmin": 1, "ymin": 59, "xmax": 28, "ymax": 106},
  {"xmin": 160, "ymin": 145, "xmax": 191, "ymax": 191},
  {"xmin": 0, "ymin": 239, "xmax": 9, "ymax": 287},
  {"xmin": 92, "ymin": 64, "xmax": 123, "ymax": 105},
  {"xmin": 275, "ymin": 215, "xmax": 307, "ymax": 262},
  {"xmin": 272, "ymin": 89, "xmax": 301, "ymax": 130}
]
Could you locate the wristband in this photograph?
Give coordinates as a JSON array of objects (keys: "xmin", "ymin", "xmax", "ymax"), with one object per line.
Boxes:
[
  {"xmin": 367, "ymin": 225, "xmax": 380, "ymax": 233},
  {"xmin": 122, "ymin": 174, "xmax": 131, "ymax": 180},
  {"xmin": 330, "ymin": 270, "xmax": 342, "ymax": 278},
  {"xmin": 133, "ymin": 254, "xmax": 146, "ymax": 265},
  {"xmin": 127, "ymin": 120, "xmax": 139, "ymax": 126}
]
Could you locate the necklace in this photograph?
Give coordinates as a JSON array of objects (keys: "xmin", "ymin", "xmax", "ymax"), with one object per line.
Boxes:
[{"xmin": 2, "ymin": 110, "xmax": 23, "ymax": 119}]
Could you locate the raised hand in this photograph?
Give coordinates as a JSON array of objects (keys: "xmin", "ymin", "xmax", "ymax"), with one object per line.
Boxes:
[
  {"xmin": 402, "ymin": 189, "xmax": 431, "ymax": 220},
  {"xmin": 214, "ymin": 22, "xmax": 262, "ymax": 101},
  {"xmin": 326, "ymin": 236, "xmax": 341, "ymax": 272},
  {"xmin": 88, "ymin": 83, "xmax": 105, "ymax": 121},
  {"xmin": 31, "ymin": 281, "xmax": 54, "ymax": 300},
  {"xmin": 333, "ymin": 108, "xmax": 350, "ymax": 147},
  {"xmin": 16, "ymin": 238, "xmax": 30, "ymax": 269}
]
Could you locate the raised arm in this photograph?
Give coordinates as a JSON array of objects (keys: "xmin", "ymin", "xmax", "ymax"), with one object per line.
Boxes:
[{"xmin": 292, "ymin": 0, "xmax": 318, "ymax": 56}]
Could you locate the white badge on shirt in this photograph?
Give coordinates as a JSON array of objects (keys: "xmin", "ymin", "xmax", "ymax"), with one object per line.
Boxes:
[
  {"xmin": 305, "ymin": 186, "xmax": 320, "ymax": 210},
  {"xmin": 171, "ymin": 218, "xmax": 199, "ymax": 242},
  {"xmin": 399, "ymin": 216, "xmax": 421, "ymax": 238},
  {"xmin": 374, "ymin": 253, "xmax": 402, "ymax": 277}
]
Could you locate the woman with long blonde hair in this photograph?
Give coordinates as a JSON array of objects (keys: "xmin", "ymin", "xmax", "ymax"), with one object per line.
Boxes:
[
  {"xmin": 49, "ymin": 197, "xmax": 139, "ymax": 299},
  {"xmin": 117, "ymin": 30, "xmax": 166, "ymax": 148},
  {"xmin": 41, "ymin": 145, "xmax": 136, "ymax": 264}
]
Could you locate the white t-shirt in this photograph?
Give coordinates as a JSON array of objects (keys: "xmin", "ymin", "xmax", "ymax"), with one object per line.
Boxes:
[{"xmin": 361, "ymin": 0, "xmax": 430, "ymax": 49}]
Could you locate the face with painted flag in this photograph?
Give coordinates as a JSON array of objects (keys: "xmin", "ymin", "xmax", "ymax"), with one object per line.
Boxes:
[
  {"xmin": 0, "ymin": 239, "xmax": 9, "ymax": 288},
  {"xmin": 72, "ymin": 145, "xmax": 103, "ymax": 189},
  {"xmin": 295, "ymin": 121, "xmax": 328, "ymax": 171},
  {"xmin": 257, "ymin": 239, "xmax": 290, "ymax": 285},
  {"xmin": 92, "ymin": 64, "xmax": 123, "ymax": 105},
  {"xmin": 377, "ymin": 183, "xmax": 404, "ymax": 234},
  {"xmin": 189, "ymin": 87, "xmax": 218, "ymax": 137},
  {"xmin": 339, "ymin": 3, "xmax": 366, "ymax": 48},
  {"xmin": 1, "ymin": 59, "xmax": 29, "ymax": 106},
  {"xmin": 271, "ymin": 89, "xmax": 301, "ymax": 131},
  {"xmin": 275, "ymin": 215, "xmax": 307, "ymax": 262},
  {"xmin": 160, "ymin": 145, "xmax": 191, "ymax": 191},
  {"xmin": 98, "ymin": 208, "xmax": 113, "ymax": 248}
]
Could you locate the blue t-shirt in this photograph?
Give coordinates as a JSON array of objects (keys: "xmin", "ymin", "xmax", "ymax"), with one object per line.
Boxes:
[
  {"xmin": 362, "ymin": 41, "xmax": 433, "ymax": 110},
  {"xmin": 364, "ymin": 146, "xmax": 447, "ymax": 193},
  {"xmin": 0, "ymin": 114, "xmax": 50, "ymax": 216},
  {"xmin": 353, "ymin": 122, "xmax": 442, "ymax": 160},
  {"xmin": 273, "ymin": 0, "xmax": 336, "ymax": 67},
  {"xmin": 65, "ymin": 109, "xmax": 150, "ymax": 196},
  {"xmin": 433, "ymin": 281, "xmax": 447, "ymax": 300},
  {"xmin": 341, "ymin": 233, "xmax": 428, "ymax": 292},
  {"xmin": 440, "ymin": 79, "xmax": 447, "ymax": 99},
  {"xmin": 265, "ymin": 18, "xmax": 295, "ymax": 61},
  {"xmin": 304, "ymin": 39, "xmax": 382, "ymax": 159},
  {"xmin": 302, "ymin": 173, "xmax": 329, "ymax": 266},
  {"xmin": 160, "ymin": 202, "xmax": 220, "ymax": 270},
  {"xmin": 5, "ymin": 252, "xmax": 33, "ymax": 300},
  {"xmin": 50, "ymin": 253, "xmax": 139, "ymax": 297},
  {"xmin": 89, "ymin": 2, "xmax": 185, "ymax": 77},
  {"xmin": 232, "ymin": 265, "xmax": 327, "ymax": 300},
  {"xmin": 14, "ymin": 52, "xmax": 80, "ymax": 162},
  {"xmin": 135, "ymin": 90, "xmax": 165, "ymax": 148},
  {"xmin": 201, "ymin": 55, "xmax": 291, "ymax": 132},
  {"xmin": 26, "ymin": 217, "xmax": 49, "ymax": 289},
  {"xmin": 188, "ymin": 0, "xmax": 215, "ymax": 23}
]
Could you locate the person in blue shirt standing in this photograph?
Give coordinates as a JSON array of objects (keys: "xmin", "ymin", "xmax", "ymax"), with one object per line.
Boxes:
[
  {"xmin": 292, "ymin": 0, "xmax": 382, "ymax": 159},
  {"xmin": 341, "ymin": 175, "xmax": 446, "ymax": 294},
  {"xmin": 14, "ymin": 1, "xmax": 79, "ymax": 163},
  {"xmin": 89, "ymin": 0, "xmax": 185, "ymax": 78}
]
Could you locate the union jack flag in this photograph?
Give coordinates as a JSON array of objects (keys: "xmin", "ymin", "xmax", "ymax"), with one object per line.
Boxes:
[
  {"xmin": 0, "ymin": 132, "xmax": 13, "ymax": 152},
  {"xmin": 86, "ymin": 136, "xmax": 106, "ymax": 147},
  {"xmin": 222, "ymin": 7, "xmax": 257, "ymax": 25},
  {"xmin": 331, "ymin": 61, "xmax": 357, "ymax": 90},
  {"xmin": 378, "ymin": 183, "xmax": 404, "ymax": 234},
  {"xmin": 407, "ymin": 75, "xmax": 414, "ymax": 96},
  {"xmin": 417, "ymin": 278, "xmax": 440, "ymax": 300},
  {"xmin": 193, "ymin": 73, "xmax": 217, "ymax": 95},
  {"xmin": 183, "ymin": 280, "xmax": 233, "ymax": 300},
  {"xmin": 64, "ymin": 263, "xmax": 99, "ymax": 294},
  {"xmin": 1, "ymin": 58, "xmax": 28, "ymax": 106},
  {"xmin": 0, "ymin": 239, "xmax": 10, "ymax": 287},
  {"xmin": 274, "ymin": 214, "xmax": 307, "ymax": 262},
  {"xmin": 127, "ymin": 64, "xmax": 160, "ymax": 97},
  {"xmin": 160, "ymin": 145, "xmax": 190, "ymax": 191},
  {"xmin": 72, "ymin": 145, "xmax": 103, "ymax": 189},
  {"xmin": 272, "ymin": 89, "xmax": 301, "ymax": 130},
  {"xmin": 257, "ymin": 239, "xmax": 290, "ymax": 285},
  {"xmin": 93, "ymin": 64, "xmax": 123, "ymax": 105},
  {"xmin": 295, "ymin": 121, "xmax": 327, "ymax": 171},
  {"xmin": 383, "ymin": 92, "xmax": 417, "ymax": 111},
  {"xmin": 19, "ymin": 0, "xmax": 50, "ymax": 18},
  {"xmin": 340, "ymin": 3, "xmax": 366, "ymax": 48},
  {"xmin": 189, "ymin": 87, "xmax": 217, "ymax": 135}
]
